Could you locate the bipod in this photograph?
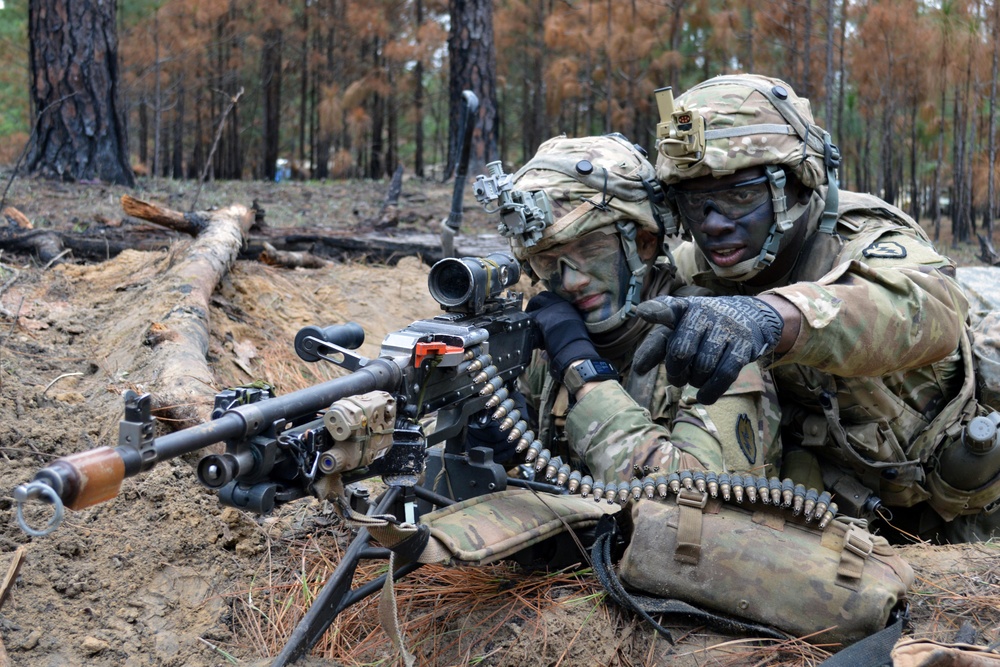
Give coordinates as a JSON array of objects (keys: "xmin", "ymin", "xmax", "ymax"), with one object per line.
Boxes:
[{"xmin": 270, "ymin": 482, "xmax": 454, "ymax": 666}]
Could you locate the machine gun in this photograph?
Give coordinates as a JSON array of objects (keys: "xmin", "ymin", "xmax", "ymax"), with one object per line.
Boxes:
[{"xmin": 13, "ymin": 252, "xmax": 549, "ymax": 665}]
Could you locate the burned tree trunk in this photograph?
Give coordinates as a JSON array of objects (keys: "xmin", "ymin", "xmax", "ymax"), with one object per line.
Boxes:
[
  {"xmin": 447, "ymin": 0, "xmax": 498, "ymax": 175},
  {"xmin": 26, "ymin": 0, "xmax": 135, "ymax": 186}
]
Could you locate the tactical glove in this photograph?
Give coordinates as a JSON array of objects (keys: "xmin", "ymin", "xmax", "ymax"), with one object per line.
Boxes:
[
  {"xmin": 526, "ymin": 291, "xmax": 601, "ymax": 380},
  {"xmin": 464, "ymin": 391, "xmax": 530, "ymax": 465},
  {"xmin": 633, "ymin": 295, "xmax": 784, "ymax": 405}
]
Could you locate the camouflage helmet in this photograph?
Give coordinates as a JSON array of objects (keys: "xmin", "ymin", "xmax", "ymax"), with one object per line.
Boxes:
[
  {"xmin": 654, "ymin": 74, "xmax": 835, "ymax": 189},
  {"xmin": 506, "ymin": 133, "xmax": 667, "ymax": 261}
]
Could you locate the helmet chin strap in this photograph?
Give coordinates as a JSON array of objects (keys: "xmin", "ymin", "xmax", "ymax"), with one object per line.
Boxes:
[
  {"xmin": 586, "ymin": 221, "xmax": 648, "ymax": 335},
  {"xmin": 708, "ymin": 165, "xmax": 810, "ymax": 283}
]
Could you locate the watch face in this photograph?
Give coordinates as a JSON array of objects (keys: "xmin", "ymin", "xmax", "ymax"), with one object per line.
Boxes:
[{"xmin": 591, "ymin": 360, "xmax": 616, "ymax": 375}]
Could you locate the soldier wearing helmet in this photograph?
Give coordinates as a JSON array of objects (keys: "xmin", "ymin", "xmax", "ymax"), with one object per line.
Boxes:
[
  {"xmin": 634, "ymin": 74, "xmax": 1000, "ymax": 542},
  {"xmin": 471, "ymin": 132, "xmax": 782, "ymax": 489}
]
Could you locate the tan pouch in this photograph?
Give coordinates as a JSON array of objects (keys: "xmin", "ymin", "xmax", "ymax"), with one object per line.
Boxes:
[
  {"xmin": 892, "ymin": 639, "xmax": 1000, "ymax": 667},
  {"xmin": 618, "ymin": 489, "xmax": 914, "ymax": 646},
  {"xmin": 419, "ymin": 488, "xmax": 617, "ymax": 565},
  {"xmin": 340, "ymin": 488, "xmax": 618, "ymax": 566}
]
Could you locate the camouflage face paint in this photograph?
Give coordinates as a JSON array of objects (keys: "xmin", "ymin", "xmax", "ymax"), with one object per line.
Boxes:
[
  {"xmin": 673, "ymin": 168, "xmax": 775, "ymax": 271},
  {"xmin": 530, "ymin": 229, "xmax": 630, "ymax": 325}
]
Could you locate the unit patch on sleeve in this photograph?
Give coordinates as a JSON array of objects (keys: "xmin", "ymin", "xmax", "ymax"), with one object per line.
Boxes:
[
  {"xmin": 735, "ymin": 413, "xmax": 757, "ymax": 465},
  {"xmin": 862, "ymin": 241, "xmax": 907, "ymax": 259}
]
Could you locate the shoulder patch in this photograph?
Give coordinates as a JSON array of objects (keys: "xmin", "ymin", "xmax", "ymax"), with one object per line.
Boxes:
[
  {"xmin": 735, "ymin": 413, "xmax": 757, "ymax": 465},
  {"xmin": 862, "ymin": 241, "xmax": 907, "ymax": 259}
]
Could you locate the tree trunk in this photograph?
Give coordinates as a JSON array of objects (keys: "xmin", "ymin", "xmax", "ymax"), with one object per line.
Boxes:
[
  {"xmin": 986, "ymin": 0, "xmax": 999, "ymax": 238},
  {"xmin": 262, "ymin": 27, "xmax": 283, "ymax": 182},
  {"xmin": 414, "ymin": 0, "xmax": 425, "ymax": 178},
  {"xmin": 138, "ymin": 99, "xmax": 149, "ymax": 168},
  {"xmin": 802, "ymin": 0, "xmax": 812, "ymax": 100},
  {"xmin": 447, "ymin": 0, "xmax": 498, "ymax": 175},
  {"xmin": 933, "ymin": 84, "xmax": 945, "ymax": 242},
  {"xmin": 299, "ymin": 3, "xmax": 309, "ymax": 167},
  {"xmin": 824, "ymin": 0, "xmax": 835, "ymax": 130},
  {"xmin": 909, "ymin": 103, "xmax": 919, "ymax": 221},
  {"xmin": 27, "ymin": 0, "xmax": 135, "ymax": 186},
  {"xmin": 172, "ymin": 82, "xmax": 185, "ymax": 180},
  {"xmin": 153, "ymin": 8, "xmax": 163, "ymax": 179}
]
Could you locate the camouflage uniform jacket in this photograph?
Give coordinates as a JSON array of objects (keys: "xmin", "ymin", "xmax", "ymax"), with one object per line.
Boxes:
[
  {"xmin": 674, "ymin": 191, "xmax": 991, "ymax": 520},
  {"xmin": 519, "ymin": 270, "xmax": 782, "ymax": 487}
]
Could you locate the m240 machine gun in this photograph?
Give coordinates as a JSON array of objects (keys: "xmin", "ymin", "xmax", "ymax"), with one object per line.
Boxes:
[{"xmin": 14, "ymin": 252, "xmax": 544, "ymax": 666}]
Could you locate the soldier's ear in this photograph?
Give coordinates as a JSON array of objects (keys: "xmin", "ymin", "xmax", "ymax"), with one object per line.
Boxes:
[
  {"xmin": 636, "ymin": 229, "xmax": 659, "ymax": 261},
  {"xmin": 785, "ymin": 171, "xmax": 812, "ymax": 206}
]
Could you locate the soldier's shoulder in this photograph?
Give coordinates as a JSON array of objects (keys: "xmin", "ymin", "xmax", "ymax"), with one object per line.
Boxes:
[{"xmin": 836, "ymin": 190, "xmax": 926, "ymax": 238}]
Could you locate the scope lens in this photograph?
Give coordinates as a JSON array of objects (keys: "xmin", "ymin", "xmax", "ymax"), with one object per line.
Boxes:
[{"xmin": 428, "ymin": 260, "xmax": 472, "ymax": 307}]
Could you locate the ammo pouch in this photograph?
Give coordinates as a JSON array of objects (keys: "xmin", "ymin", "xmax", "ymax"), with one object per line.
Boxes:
[
  {"xmin": 617, "ymin": 490, "xmax": 914, "ymax": 646},
  {"xmin": 341, "ymin": 488, "xmax": 618, "ymax": 566}
]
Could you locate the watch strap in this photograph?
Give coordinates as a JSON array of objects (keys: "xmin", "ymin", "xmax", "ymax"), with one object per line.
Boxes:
[{"xmin": 563, "ymin": 359, "xmax": 619, "ymax": 395}]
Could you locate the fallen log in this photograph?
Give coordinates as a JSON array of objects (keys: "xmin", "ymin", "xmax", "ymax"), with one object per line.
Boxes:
[
  {"xmin": 120, "ymin": 194, "xmax": 211, "ymax": 236},
  {"xmin": 140, "ymin": 203, "xmax": 255, "ymax": 428},
  {"xmin": 1, "ymin": 206, "xmax": 66, "ymax": 265},
  {"xmin": 259, "ymin": 241, "xmax": 331, "ymax": 269},
  {"xmin": 85, "ymin": 202, "xmax": 255, "ymax": 432}
]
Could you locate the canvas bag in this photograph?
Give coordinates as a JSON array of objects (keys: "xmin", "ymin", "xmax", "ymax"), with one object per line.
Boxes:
[{"xmin": 617, "ymin": 489, "xmax": 914, "ymax": 646}]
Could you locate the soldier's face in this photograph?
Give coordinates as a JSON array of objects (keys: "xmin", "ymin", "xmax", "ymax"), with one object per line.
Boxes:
[
  {"xmin": 528, "ymin": 230, "xmax": 630, "ymax": 325},
  {"xmin": 671, "ymin": 167, "xmax": 775, "ymax": 269}
]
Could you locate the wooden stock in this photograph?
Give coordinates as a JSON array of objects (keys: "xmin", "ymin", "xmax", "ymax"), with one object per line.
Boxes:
[{"xmin": 60, "ymin": 447, "xmax": 126, "ymax": 510}]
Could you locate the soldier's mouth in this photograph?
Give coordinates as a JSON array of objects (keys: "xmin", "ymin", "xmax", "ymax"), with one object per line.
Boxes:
[
  {"xmin": 575, "ymin": 293, "xmax": 606, "ymax": 311},
  {"xmin": 708, "ymin": 246, "xmax": 746, "ymax": 267}
]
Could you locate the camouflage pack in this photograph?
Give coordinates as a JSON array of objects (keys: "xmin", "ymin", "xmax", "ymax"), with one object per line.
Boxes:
[
  {"xmin": 339, "ymin": 488, "xmax": 618, "ymax": 567},
  {"xmin": 618, "ymin": 489, "xmax": 914, "ymax": 646}
]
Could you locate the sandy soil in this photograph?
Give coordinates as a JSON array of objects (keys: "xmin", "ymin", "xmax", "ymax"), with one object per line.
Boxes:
[{"xmin": 0, "ymin": 173, "xmax": 998, "ymax": 667}]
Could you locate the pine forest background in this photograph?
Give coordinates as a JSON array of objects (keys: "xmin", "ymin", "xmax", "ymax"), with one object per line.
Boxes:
[{"xmin": 1, "ymin": 0, "xmax": 999, "ymax": 246}]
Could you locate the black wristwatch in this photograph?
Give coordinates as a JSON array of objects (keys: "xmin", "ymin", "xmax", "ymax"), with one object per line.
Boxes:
[{"xmin": 562, "ymin": 358, "xmax": 619, "ymax": 395}]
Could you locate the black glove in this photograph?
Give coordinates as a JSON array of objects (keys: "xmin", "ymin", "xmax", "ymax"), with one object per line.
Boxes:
[
  {"xmin": 525, "ymin": 291, "xmax": 601, "ymax": 380},
  {"xmin": 464, "ymin": 391, "xmax": 530, "ymax": 465},
  {"xmin": 633, "ymin": 295, "xmax": 783, "ymax": 405}
]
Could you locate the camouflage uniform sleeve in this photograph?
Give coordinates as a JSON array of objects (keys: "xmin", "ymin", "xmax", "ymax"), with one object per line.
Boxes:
[
  {"xmin": 766, "ymin": 231, "xmax": 969, "ymax": 376},
  {"xmin": 517, "ymin": 350, "xmax": 549, "ymax": 409},
  {"xmin": 563, "ymin": 363, "xmax": 781, "ymax": 482}
]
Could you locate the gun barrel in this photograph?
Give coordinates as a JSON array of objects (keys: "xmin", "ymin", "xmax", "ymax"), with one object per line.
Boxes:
[{"xmin": 20, "ymin": 358, "xmax": 403, "ymax": 513}]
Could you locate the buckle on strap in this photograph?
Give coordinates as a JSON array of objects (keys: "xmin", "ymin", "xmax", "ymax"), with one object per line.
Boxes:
[
  {"xmin": 844, "ymin": 525, "xmax": 874, "ymax": 560},
  {"xmin": 677, "ymin": 488, "xmax": 709, "ymax": 509}
]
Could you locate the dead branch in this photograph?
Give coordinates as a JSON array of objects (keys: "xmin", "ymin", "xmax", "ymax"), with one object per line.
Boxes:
[
  {"xmin": 373, "ymin": 164, "xmax": 405, "ymax": 231},
  {"xmin": 259, "ymin": 242, "xmax": 331, "ymax": 269},
  {"xmin": 1, "ymin": 207, "xmax": 32, "ymax": 230},
  {"xmin": 0, "ymin": 546, "xmax": 26, "ymax": 612},
  {"xmin": 191, "ymin": 87, "xmax": 244, "ymax": 212},
  {"xmin": 121, "ymin": 195, "xmax": 211, "ymax": 236}
]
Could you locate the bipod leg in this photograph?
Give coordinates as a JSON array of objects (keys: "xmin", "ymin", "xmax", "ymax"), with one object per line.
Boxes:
[{"xmin": 271, "ymin": 484, "xmax": 422, "ymax": 666}]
